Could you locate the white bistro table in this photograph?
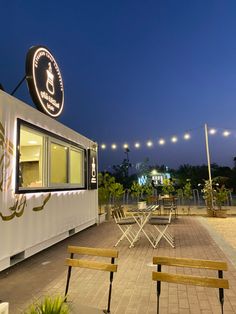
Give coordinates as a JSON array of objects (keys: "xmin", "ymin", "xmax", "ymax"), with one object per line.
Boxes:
[{"xmin": 127, "ymin": 205, "xmax": 159, "ymax": 248}]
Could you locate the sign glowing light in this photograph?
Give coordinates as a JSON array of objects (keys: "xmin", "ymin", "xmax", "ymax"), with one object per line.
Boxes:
[{"xmin": 26, "ymin": 46, "xmax": 64, "ymax": 118}]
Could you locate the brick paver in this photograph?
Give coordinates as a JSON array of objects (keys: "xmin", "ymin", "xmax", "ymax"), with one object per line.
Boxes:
[{"xmin": 0, "ymin": 216, "xmax": 236, "ymax": 313}]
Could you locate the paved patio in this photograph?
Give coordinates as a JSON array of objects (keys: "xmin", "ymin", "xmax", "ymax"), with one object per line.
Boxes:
[{"xmin": 1, "ymin": 215, "xmax": 236, "ymax": 313}]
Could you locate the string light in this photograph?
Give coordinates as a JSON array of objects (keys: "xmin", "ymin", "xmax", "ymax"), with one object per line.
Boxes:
[
  {"xmin": 171, "ymin": 136, "xmax": 178, "ymax": 143},
  {"xmin": 158, "ymin": 139, "xmax": 165, "ymax": 145},
  {"xmin": 146, "ymin": 141, "xmax": 153, "ymax": 147},
  {"xmin": 98, "ymin": 125, "xmax": 236, "ymax": 150},
  {"xmin": 223, "ymin": 130, "xmax": 230, "ymax": 137},
  {"xmin": 209, "ymin": 128, "xmax": 217, "ymax": 135},
  {"xmin": 183, "ymin": 133, "xmax": 191, "ymax": 140}
]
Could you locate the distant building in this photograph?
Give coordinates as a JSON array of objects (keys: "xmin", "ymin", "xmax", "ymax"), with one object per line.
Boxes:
[{"xmin": 137, "ymin": 169, "xmax": 171, "ymax": 186}]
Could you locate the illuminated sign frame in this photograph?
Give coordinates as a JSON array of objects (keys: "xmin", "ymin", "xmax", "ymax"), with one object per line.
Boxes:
[
  {"xmin": 25, "ymin": 46, "xmax": 64, "ymax": 118},
  {"xmin": 88, "ymin": 149, "xmax": 97, "ymax": 190}
]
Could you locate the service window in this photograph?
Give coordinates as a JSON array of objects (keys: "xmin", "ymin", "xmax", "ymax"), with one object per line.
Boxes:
[
  {"xmin": 17, "ymin": 120, "xmax": 87, "ymax": 193},
  {"xmin": 50, "ymin": 142, "xmax": 68, "ymax": 185},
  {"xmin": 19, "ymin": 126, "xmax": 45, "ymax": 188},
  {"xmin": 70, "ymin": 148, "xmax": 84, "ymax": 185}
]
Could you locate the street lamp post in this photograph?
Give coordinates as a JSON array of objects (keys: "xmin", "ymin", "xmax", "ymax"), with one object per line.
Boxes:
[
  {"xmin": 204, "ymin": 123, "xmax": 214, "ymax": 210},
  {"xmin": 204, "ymin": 123, "xmax": 212, "ymax": 185}
]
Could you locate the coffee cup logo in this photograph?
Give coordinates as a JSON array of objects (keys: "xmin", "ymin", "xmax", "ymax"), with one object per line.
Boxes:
[
  {"xmin": 26, "ymin": 46, "xmax": 64, "ymax": 118},
  {"xmin": 91, "ymin": 157, "xmax": 96, "ymax": 178},
  {"xmin": 46, "ymin": 63, "xmax": 55, "ymax": 95}
]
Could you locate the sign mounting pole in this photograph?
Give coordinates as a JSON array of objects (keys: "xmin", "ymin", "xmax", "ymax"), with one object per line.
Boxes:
[{"xmin": 11, "ymin": 75, "xmax": 26, "ymax": 95}]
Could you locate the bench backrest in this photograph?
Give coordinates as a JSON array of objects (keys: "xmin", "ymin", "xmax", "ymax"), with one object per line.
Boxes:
[
  {"xmin": 152, "ymin": 256, "xmax": 229, "ymax": 314},
  {"xmin": 65, "ymin": 246, "xmax": 118, "ymax": 313}
]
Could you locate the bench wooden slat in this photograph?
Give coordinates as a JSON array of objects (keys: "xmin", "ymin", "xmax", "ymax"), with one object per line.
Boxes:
[
  {"xmin": 153, "ymin": 256, "xmax": 228, "ymax": 271},
  {"xmin": 68, "ymin": 246, "xmax": 119, "ymax": 258},
  {"xmin": 152, "ymin": 272, "xmax": 229, "ymax": 289},
  {"xmin": 65, "ymin": 258, "xmax": 118, "ymax": 272}
]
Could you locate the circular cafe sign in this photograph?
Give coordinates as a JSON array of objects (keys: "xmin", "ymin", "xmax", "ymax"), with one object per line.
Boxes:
[{"xmin": 25, "ymin": 46, "xmax": 64, "ymax": 118}]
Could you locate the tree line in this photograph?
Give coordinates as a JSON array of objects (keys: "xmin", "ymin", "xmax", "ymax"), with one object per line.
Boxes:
[{"xmin": 106, "ymin": 158, "xmax": 236, "ymax": 192}]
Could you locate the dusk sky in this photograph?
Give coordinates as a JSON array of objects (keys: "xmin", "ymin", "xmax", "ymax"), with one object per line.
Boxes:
[{"xmin": 1, "ymin": 1, "xmax": 236, "ymax": 171}]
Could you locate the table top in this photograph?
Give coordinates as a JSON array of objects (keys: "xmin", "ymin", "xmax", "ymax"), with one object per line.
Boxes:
[{"xmin": 127, "ymin": 205, "xmax": 159, "ymax": 213}]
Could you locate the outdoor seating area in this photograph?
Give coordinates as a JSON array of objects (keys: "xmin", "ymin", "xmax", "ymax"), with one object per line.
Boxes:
[
  {"xmin": 112, "ymin": 205, "xmax": 175, "ymax": 249},
  {"xmin": 1, "ymin": 214, "xmax": 236, "ymax": 313}
]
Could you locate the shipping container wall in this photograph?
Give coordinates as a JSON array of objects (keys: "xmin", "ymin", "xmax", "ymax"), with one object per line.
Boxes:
[{"xmin": 0, "ymin": 90, "xmax": 98, "ymax": 271}]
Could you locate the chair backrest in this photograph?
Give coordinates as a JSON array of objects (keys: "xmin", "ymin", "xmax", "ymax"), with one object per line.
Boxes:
[
  {"xmin": 152, "ymin": 256, "xmax": 229, "ymax": 314},
  {"xmin": 162, "ymin": 197, "xmax": 178, "ymax": 218},
  {"xmin": 147, "ymin": 195, "xmax": 159, "ymax": 205},
  {"xmin": 111, "ymin": 208, "xmax": 125, "ymax": 222},
  {"xmin": 162, "ymin": 197, "xmax": 176, "ymax": 208},
  {"xmin": 65, "ymin": 246, "xmax": 118, "ymax": 313}
]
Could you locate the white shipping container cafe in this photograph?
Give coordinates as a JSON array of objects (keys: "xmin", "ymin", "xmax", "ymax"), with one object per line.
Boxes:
[{"xmin": 0, "ymin": 46, "xmax": 98, "ymax": 271}]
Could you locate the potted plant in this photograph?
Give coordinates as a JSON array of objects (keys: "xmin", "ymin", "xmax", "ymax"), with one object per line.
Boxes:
[
  {"xmin": 98, "ymin": 186, "xmax": 109, "ymax": 223},
  {"xmin": 202, "ymin": 180, "xmax": 230, "ymax": 217},
  {"xmin": 24, "ymin": 295, "xmax": 70, "ymax": 314},
  {"xmin": 137, "ymin": 198, "xmax": 147, "ymax": 209},
  {"xmin": 130, "ymin": 181, "xmax": 143, "ymax": 206},
  {"xmin": 98, "ymin": 173, "xmax": 115, "ymax": 222},
  {"xmin": 109, "ymin": 182, "xmax": 125, "ymax": 207},
  {"xmin": 130, "ymin": 181, "xmax": 153, "ymax": 209},
  {"xmin": 214, "ymin": 184, "xmax": 230, "ymax": 217},
  {"xmin": 161, "ymin": 178, "xmax": 175, "ymax": 196},
  {"xmin": 143, "ymin": 183, "xmax": 154, "ymax": 205},
  {"xmin": 183, "ymin": 180, "xmax": 193, "ymax": 215}
]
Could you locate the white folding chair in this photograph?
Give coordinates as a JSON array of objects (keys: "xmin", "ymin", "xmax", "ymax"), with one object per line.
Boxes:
[
  {"xmin": 112, "ymin": 208, "xmax": 137, "ymax": 247},
  {"xmin": 162, "ymin": 197, "xmax": 178, "ymax": 218},
  {"xmin": 146, "ymin": 209, "xmax": 175, "ymax": 248}
]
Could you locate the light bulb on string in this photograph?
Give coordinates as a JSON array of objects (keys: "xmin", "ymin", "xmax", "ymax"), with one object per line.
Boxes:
[
  {"xmin": 223, "ymin": 130, "xmax": 230, "ymax": 137},
  {"xmin": 99, "ymin": 124, "xmax": 236, "ymax": 152},
  {"xmin": 100, "ymin": 144, "xmax": 106, "ymax": 149},
  {"xmin": 183, "ymin": 133, "xmax": 191, "ymax": 140},
  {"xmin": 158, "ymin": 139, "xmax": 165, "ymax": 145},
  {"xmin": 171, "ymin": 136, "xmax": 178, "ymax": 143},
  {"xmin": 209, "ymin": 128, "xmax": 217, "ymax": 135},
  {"xmin": 146, "ymin": 140, "xmax": 153, "ymax": 147}
]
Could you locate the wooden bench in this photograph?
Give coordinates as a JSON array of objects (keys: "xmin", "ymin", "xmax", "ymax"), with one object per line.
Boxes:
[
  {"xmin": 65, "ymin": 246, "xmax": 118, "ymax": 313},
  {"xmin": 152, "ymin": 256, "xmax": 229, "ymax": 314}
]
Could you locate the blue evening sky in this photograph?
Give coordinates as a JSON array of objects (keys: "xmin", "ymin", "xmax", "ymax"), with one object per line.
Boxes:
[{"xmin": 1, "ymin": 0, "xmax": 236, "ymax": 170}]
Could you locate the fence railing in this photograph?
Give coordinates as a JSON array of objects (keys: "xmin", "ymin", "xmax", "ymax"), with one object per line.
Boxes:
[{"xmin": 108, "ymin": 189, "xmax": 235, "ymax": 207}]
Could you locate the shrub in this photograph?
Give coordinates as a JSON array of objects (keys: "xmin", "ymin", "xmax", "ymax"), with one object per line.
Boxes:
[{"xmin": 24, "ymin": 295, "xmax": 70, "ymax": 314}]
